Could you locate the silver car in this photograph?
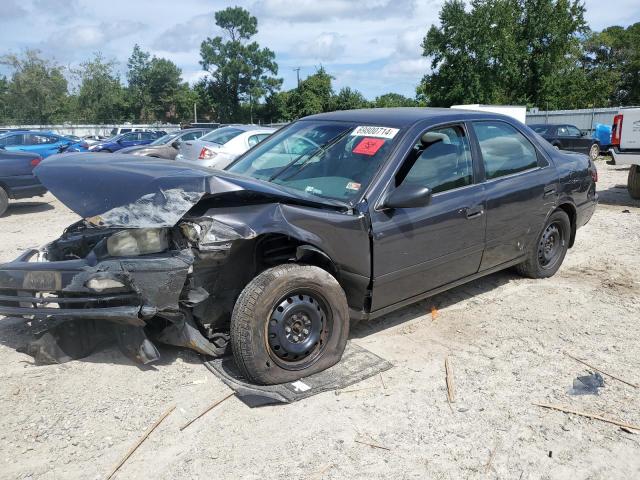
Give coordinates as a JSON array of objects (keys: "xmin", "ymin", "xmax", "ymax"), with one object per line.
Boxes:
[{"xmin": 175, "ymin": 125, "xmax": 275, "ymax": 169}]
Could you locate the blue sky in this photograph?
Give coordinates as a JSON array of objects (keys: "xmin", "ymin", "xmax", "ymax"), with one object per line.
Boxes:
[{"xmin": 1, "ymin": 0, "xmax": 639, "ymax": 99}]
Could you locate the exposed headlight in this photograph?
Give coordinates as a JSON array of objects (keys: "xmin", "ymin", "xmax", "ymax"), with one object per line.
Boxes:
[
  {"xmin": 180, "ymin": 219, "xmax": 255, "ymax": 250},
  {"xmin": 107, "ymin": 228, "xmax": 168, "ymax": 257},
  {"xmin": 86, "ymin": 277, "xmax": 125, "ymax": 292}
]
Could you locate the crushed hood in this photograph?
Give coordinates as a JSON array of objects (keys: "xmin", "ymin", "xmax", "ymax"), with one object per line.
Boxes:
[{"xmin": 35, "ymin": 153, "xmax": 347, "ymax": 228}]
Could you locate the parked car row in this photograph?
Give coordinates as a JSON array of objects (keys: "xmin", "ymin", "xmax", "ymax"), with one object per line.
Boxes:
[{"xmin": 0, "ymin": 146, "xmax": 46, "ymax": 216}]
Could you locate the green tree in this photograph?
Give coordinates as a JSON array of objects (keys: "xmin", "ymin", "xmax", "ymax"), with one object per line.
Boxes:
[
  {"xmin": 73, "ymin": 53, "xmax": 126, "ymax": 123},
  {"xmin": 418, "ymin": 0, "xmax": 589, "ymax": 109},
  {"xmin": 374, "ymin": 93, "xmax": 420, "ymax": 108},
  {"xmin": 0, "ymin": 76, "xmax": 9, "ymax": 123},
  {"xmin": 0, "ymin": 50, "xmax": 69, "ymax": 124},
  {"xmin": 331, "ymin": 87, "xmax": 370, "ymax": 111},
  {"xmin": 583, "ymin": 23, "xmax": 640, "ymax": 106},
  {"xmin": 199, "ymin": 7, "xmax": 281, "ymax": 122},
  {"xmin": 286, "ymin": 67, "xmax": 334, "ymax": 118},
  {"xmin": 125, "ymin": 45, "xmax": 194, "ymax": 122}
]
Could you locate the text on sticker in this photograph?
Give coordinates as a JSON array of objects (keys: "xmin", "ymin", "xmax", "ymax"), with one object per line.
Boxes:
[{"xmin": 351, "ymin": 126, "xmax": 399, "ymax": 139}]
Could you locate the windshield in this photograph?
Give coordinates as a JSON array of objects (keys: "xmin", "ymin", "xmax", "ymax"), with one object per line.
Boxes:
[
  {"xmin": 530, "ymin": 125, "xmax": 551, "ymax": 134},
  {"xmin": 228, "ymin": 120, "xmax": 400, "ymax": 202},
  {"xmin": 150, "ymin": 132, "xmax": 179, "ymax": 146},
  {"xmin": 200, "ymin": 127, "xmax": 244, "ymax": 145}
]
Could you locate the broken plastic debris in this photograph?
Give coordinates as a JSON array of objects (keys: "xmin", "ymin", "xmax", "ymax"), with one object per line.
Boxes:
[{"xmin": 570, "ymin": 372, "xmax": 605, "ymax": 395}]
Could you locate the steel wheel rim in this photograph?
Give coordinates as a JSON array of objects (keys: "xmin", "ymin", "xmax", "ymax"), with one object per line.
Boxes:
[
  {"xmin": 265, "ymin": 289, "xmax": 332, "ymax": 369},
  {"xmin": 589, "ymin": 144, "xmax": 599, "ymax": 160},
  {"xmin": 538, "ymin": 222, "xmax": 564, "ymax": 268}
]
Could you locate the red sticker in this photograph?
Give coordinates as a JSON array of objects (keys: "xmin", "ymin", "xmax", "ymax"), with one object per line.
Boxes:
[{"xmin": 353, "ymin": 137, "xmax": 385, "ymax": 156}]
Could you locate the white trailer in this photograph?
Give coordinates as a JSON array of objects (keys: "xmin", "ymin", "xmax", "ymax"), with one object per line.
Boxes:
[
  {"xmin": 451, "ymin": 104, "xmax": 527, "ymax": 124},
  {"xmin": 609, "ymin": 107, "xmax": 640, "ymax": 199}
]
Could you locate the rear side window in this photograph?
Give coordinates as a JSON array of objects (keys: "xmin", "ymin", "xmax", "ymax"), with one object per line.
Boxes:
[
  {"xmin": 566, "ymin": 126, "xmax": 582, "ymax": 137},
  {"xmin": 201, "ymin": 127, "xmax": 244, "ymax": 145},
  {"xmin": 396, "ymin": 125, "xmax": 473, "ymax": 194},
  {"xmin": 0, "ymin": 134, "xmax": 23, "ymax": 146},
  {"xmin": 248, "ymin": 133, "xmax": 271, "ymax": 147},
  {"xmin": 473, "ymin": 122, "xmax": 538, "ymax": 180}
]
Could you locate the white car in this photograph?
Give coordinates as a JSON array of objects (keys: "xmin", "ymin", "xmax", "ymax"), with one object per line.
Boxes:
[{"xmin": 175, "ymin": 125, "xmax": 275, "ymax": 169}]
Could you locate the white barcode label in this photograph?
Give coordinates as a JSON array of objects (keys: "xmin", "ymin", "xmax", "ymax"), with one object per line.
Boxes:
[{"xmin": 350, "ymin": 126, "xmax": 399, "ymax": 139}]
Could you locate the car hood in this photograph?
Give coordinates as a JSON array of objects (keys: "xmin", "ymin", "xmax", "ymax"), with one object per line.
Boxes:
[{"xmin": 34, "ymin": 152, "xmax": 348, "ymax": 228}]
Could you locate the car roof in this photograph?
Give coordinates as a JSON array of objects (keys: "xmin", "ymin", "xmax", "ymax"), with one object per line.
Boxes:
[
  {"xmin": 221, "ymin": 124, "xmax": 276, "ymax": 132},
  {"xmin": 301, "ymin": 107, "xmax": 515, "ymax": 128}
]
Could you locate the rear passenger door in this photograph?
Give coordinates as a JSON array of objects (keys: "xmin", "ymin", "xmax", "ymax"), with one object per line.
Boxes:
[
  {"xmin": 471, "ymin": 121, "xmax": 557, "ymax": 271},
  {"xmin": 369, "ymin": 123, "xmax": 486, "ymax": 311}
]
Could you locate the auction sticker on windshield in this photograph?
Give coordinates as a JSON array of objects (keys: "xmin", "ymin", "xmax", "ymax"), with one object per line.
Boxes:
[
  {"xmin": 353, "ymin": 137, "xmax": 385, "ymax": 156},
  {"xmin": 350, "ymin": 126, "xmax": 399, "ymax": 139}
]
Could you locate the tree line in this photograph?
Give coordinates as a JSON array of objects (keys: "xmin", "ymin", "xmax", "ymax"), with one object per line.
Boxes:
[{"xmin": 0, "ymin": 2, "xmax": 638, "ymax": 126}]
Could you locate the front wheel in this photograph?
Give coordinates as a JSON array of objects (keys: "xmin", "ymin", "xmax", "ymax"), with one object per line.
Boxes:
[
  {"xmin": 231, "ymin": 264, "xmax": 349, "ymax": 385},
  {"xmin": 589, "ymin": 143, "xmax": 600, "ymax": 160},
  {"xmin": 515, "ymin": 210, "xmax": 571, "ymax": 279}
]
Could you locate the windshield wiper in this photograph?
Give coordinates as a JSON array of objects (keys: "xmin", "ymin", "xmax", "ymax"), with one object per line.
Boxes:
[{"xmin": 267, "ymin": 129, "xmax": 352, "ymax": 182}]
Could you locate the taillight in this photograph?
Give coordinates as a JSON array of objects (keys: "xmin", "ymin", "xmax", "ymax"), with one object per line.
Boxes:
[
  {"xmin": 611, "ymin": 114, "xmax": 623, "ymax": 146},
  {"xmin": 30, "ymin": 158, "xmax": 41, "ymax": 167},
  {"xmin": 198, "ymin": 147, "xmax": 216, "ymax": 160}
]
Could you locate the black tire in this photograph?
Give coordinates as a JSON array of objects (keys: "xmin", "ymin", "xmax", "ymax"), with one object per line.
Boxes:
[
  {"xmin": 0, "ymin": 187, "xmax": 8, "ymax": 217},
  {"xmin": 628, "ymin": 165, "xmax": 640, "ymax": 200},
  {"xmin": 515, "ymin": 210, "xmax": 571, "ymax": 279},
  {"xmin": 589, "ymin": 143, "xmax": 600, "ymax": 160},
  {"xmin": 231, "ymin": 264, "xmax": 349, "ymax": 385}
]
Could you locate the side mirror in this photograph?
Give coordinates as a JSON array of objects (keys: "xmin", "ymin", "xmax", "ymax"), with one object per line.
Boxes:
[
  {"xmin": 171, "ymin": 141, "xmax": 180, "ymax": 149},
  {"xmin": 382, "ymin": 183, "xmax": 432, "ymax": 209}
]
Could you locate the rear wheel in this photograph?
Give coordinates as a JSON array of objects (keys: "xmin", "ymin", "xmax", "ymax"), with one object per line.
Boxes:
[
  {"xmin": 231, "ymin": 264, "xmax": 349, "ymax": 385},
  {"xmin": 515, "ymin": 210, "xmax": 571, "ymax": 279},
  {"xmin": 0, "ymin": 187, "xmax": 8, "ymax": 216},
  {"xmin": 589, "ymin": 143, "xmax": 600, "ymax": 160},
  {"xmin": 628, "ymin": 165, "xmax": 640, "ymax": 200}
]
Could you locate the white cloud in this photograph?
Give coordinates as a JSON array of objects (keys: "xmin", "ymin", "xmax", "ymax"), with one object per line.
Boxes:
[
  {"xmin": 253, "ymin": 0, "xmax": 416, "ymax": 22},
  {"xmin": 153, "ymin": 14, "xmax": 213, "ymax": 53},
  {"xmin": 298, "ymin": 32, "xmax": 346, "ymax": 61}
]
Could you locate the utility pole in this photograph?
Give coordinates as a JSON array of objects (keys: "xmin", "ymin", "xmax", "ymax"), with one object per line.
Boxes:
[
  {"xmin": 293, "ymin": 67, "xmax": 301, "ymax": 88},
  {"xmin": 193, "ymin": 103, "xmax": 197, "ymax": 124}
]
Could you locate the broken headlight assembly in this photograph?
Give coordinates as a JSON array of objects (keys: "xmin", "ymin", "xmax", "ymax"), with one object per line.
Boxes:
[
  {"xmin": 180, "ymin": 219, "xmax": 254, "ymax": 250},
  {"xmin": 107, "ymin": 228, "xmax": 169, "ymax": 257}
]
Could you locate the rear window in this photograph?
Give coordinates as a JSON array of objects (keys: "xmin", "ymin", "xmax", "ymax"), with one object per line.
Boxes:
[{"xmin": 200, "ymin": 127, "xmax": 244, "ymax": 145}]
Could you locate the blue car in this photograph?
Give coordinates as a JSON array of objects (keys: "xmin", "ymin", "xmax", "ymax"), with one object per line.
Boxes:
[
  {"xmin": 0, "ymin": 131, "xmax": 76, "ymax": 158},
  {"xmin": 84, "ymin": 131, "xmax": 165, "ymax": 153}
]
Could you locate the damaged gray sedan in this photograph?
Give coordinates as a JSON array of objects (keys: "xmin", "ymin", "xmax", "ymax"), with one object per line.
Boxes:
[{"xmin": 0, "ymin": 108, "xmax": 597, "ymax": 384}]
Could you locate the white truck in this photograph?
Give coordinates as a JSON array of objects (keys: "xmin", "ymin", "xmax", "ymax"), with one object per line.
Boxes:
[{"xmin": 609, "ymin": 107, "xmax": 640, "ymax": 199}]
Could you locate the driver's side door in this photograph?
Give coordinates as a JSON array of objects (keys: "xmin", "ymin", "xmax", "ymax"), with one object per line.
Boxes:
[{"xmin": 369, "ymin": 123, "xmax": 486, "ymax": 311}]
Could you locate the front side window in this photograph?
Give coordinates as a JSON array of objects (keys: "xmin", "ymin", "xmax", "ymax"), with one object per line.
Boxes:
[
  {"xmin": 121, "ymin": 133, "xmax": 138, "ymax": 141},
  {"xmin": 473, "ymin": 121, "xmax": 538, "ymax": 180},
  {"xmin": 228, "ymin": 121, "xmax": 401, "ymax": 202},
  {"xmin": 557, "ymin": 126, "xmax": 569, "ymax": 136},
  {"xmin": 396, "ymin": 125, "xmax": 473, "ymax": 194}
]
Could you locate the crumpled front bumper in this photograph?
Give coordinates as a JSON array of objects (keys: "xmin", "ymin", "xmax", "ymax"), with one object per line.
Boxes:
[{"xmin": 0, "ymin": 248, "xmax": 194, "ymax": 326}]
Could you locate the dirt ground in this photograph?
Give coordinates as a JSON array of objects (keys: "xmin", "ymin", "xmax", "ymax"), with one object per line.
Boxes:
[{"xmin": 0, "ymin": 160, "xmax": 639, "ymax": 480}]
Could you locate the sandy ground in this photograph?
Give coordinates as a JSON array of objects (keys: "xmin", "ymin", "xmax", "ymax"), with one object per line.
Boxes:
[{"xmin": 0, "ymin": 160, "xmax": 639, "ymax": 480}]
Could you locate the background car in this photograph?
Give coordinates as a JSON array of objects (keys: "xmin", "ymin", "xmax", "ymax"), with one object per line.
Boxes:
[
  {"xmin": 0, "ymin": 146, "xmax": 46, "ymax": 216},
  {"xmin": 529, "ymin": 123, "xmax": 600, "ymax": 159},
  {"xmin": 175, "ymin": 125, "xmax": 275, "ymax": 168},
  {"xmin": 0, "ymin": 131, "xmax": 76, "ymax": 158},
  {"xmin": 86, "ymin": 131, "xmax": 165, "ymax": 153},
  {"xmin": 82, "ymin": 135, "xmax": 107, "ymax": 146},
  {"xmin": 118, "ymin": 128, "xmax": 212, "ymax": 160}
]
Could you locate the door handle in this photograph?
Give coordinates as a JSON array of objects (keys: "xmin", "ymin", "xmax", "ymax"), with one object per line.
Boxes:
[
  {"xmin": 465, "ymin": 206, "xmax": 484, "ymax": 219},
  {"xmin": 543, "ymin": 186, "xmax": 556, "ymax": 198}
]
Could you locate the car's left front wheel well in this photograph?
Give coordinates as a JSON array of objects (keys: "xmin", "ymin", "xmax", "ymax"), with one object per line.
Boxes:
[{"xmin": 255, "ymin": 233, "xmax": 339, "ymax": 280}]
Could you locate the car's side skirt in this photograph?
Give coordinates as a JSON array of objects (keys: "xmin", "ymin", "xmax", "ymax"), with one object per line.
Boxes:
[{"xmin": 350, "ymin": 255, "xmax": 525, "ymax": 321}]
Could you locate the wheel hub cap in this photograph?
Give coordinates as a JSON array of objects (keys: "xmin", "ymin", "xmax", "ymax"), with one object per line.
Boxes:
[{"xmin": 268, "ymin": 293, "xmax": 326, "ymax": 361}]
